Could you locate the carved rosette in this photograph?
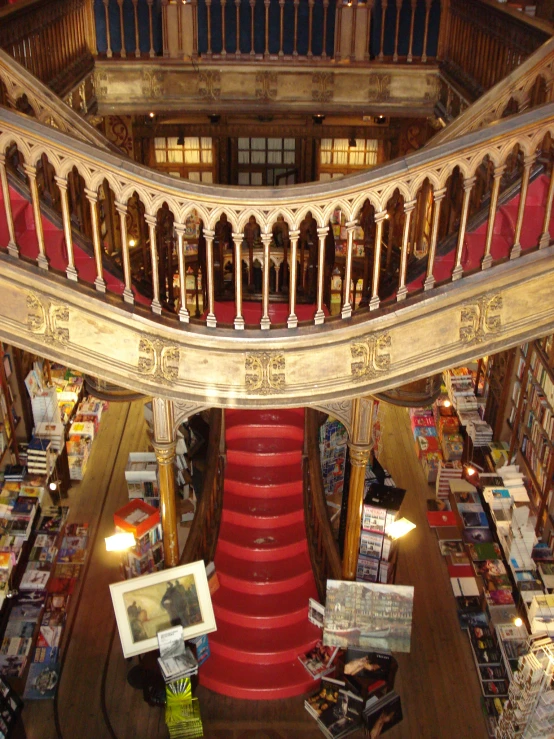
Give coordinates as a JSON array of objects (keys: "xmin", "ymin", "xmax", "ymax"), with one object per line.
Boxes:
[
  {"xmin": 138, "ymin": 338, "xmax": 180, "ymax": 384},
  {"xmin": 460, "ymin": 293, "xmax": 503, "ymax": 344},
  {"xmin": 198, "ymin": 71, "xmax": 221, "ymax": 101},
  {"xmin": 368, "ymin": 74, "xmax": 391, "ymax": 102},
  {"xmin": 26, "ymin": 293, "xmax": 69, "ymax": 345},
  {"xmin": 351, "ymin": 333, "xmax": 391, "ymax": 380},
  {"xmin": 312, "ymin": 72, "xmax": 334, "ymax": 103},
  {"xmin": 255, "ymin": 72, "xmax": 278, "ymax": 102},
  {"xmin": 245, "ymin": 352, "xmax": 285, "ymax": 395}
]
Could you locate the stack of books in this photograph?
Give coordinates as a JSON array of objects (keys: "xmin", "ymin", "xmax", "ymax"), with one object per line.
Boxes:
[
  {"xmin": 164, "ymin": 677, "xmax": 203, "ymax": 738},
  {"xmin": 466, "ymin": 418, "xmax": 493, "ymax": 447},
  {"xmin": 3, "ymin": 465, "xmax": 26, "ymax": 482},
  {"xmin": 157, "ymin": 626, "xmax": 199, "ymax": 683},
  {"xmin": 26, "ymin": 437, "xmax": 54, "ymax": 476},
  {"xmin": 34, "ymin": 422, "xmax": 65, "ymax": 453}
]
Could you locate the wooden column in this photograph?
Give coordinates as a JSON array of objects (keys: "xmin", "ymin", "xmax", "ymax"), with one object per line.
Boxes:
[
  {"xmin": 378, "ymin": 0, "xmax": 388, "ymax": 61},
  {"xmin": 261, "ymin": 234, "xmax": 272, "ymax": 329},
  {"xmin": 235, "ymin": 0, "xmax": 241, "ymax": 55},
  {"xmin": 342, "ymin": 221, "xmax": 357, "ymax": 319},
  {"xmin": 452, "ymin": 175, "xmax": 475, "ymax": 280},
  {"xmin": 132, "ymin": 0, "xmax": 141, "ymax": 56},
  {"xmin": 287, "ymin": 229, "xmax": 300, "ymax": 328},
  {"xmin": 103, "ymin": 0, "xmax": 113, "ymax": 57},
  {"xmin": 510, "ymin": 154, "xmax": 535, "ymax": 260},
  {"xmin": 423, "ymin": 187, "xmax": 446, "ymax": 291},
  {"xmin": 293, "ymin": 0, "xmax": 300, "ymax": 56},
  {"xmin": 233, "ymin": 233, "xmax": 245, "ymax": 329},
  {"xmin": 55, "ymin": 175, "xmax": 78, "ymax": 281},
  {"xmin": 206, "ymin": 0, "xmax": 213, "ymax": 56},
  {"xmin": 24, "ymin": 164, "xmax": 48, "ymax": 270},
  {"xmin": 314, "ymin": 226, "xmax": 328, "ymax": 325},
  {"xmin": 117, "ymin": 0, "xmax": 127, "ymax": 57},
  {"xmin": 364, "ymin": 0, "xmax": 373, "ymax": 61},
  {"xmin": 264, "ymin": 0, "xmax": 270, "ymax": 57},
  {"xmin": 482, "ymin": 164, "xmax": 505, "ymax": 270},
  {"xmin": 145, "ymin": 213, "xmax": 162, "ymax": 314},
  {"xmin": 161, "ymin": 0, "xmax": 170, "ymax": 57},
  {"xmin": 0, "ymin": 154, "xmax": 19, "ymax": 258},
  {"xmin": 278, "ymin": 0, "xmax": 285, "ymax": 56},
  {"xmin": 203, "ymin": 228, "xmax": 217, "ymax": 328},
  {"xmin": 84, "ymin": 188, "xmax": 107, "ymax": 292},
  {"xmin": 342, "ymin": 396, "xmax": 377, "ymax": 580},
  {"xmin": 308, "ymin": 0, "xmax": 315, "ymax": 57},
  {"xmin": 115, "ymin": 200, "xmax": 134, "ymax": 303},
  {"xmin": 322, "ymin": 0, "xmax": 329, "ymax": 59},
  {"xmin": 370, "ymin": 210, "xmax": 386, "ymax": 310},
  {"xmin": 393, "ymin": 0, "xmax": 401, "ymax": 62},
  {"xmin": 396, "ymin": 198, "xmax": 416, "ymax": 301},
  {"xmin": 539, "ymin": 161, "xmax": 554, "ymax": 249},
  {"xmin": 151, "ymin": 398, "xmax": 179, "ymax": 568},
  {"xmin": 407, "ymin": 0, "xmax": 416, "ymax": 62},
  {"xmin": 221, "ymin": 0, "xmax": 227, "ymax": 55},
  {"xmin": 147, "ymin": 0, "xmax": 155, "ymax": 56},
  {"xmin": 174, "ymin": 224, "xmax": 190, "ymax": 322}
]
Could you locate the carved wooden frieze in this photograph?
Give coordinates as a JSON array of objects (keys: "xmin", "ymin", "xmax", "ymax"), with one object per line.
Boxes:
[
  {"xmin": 351, "ymin": 333, "xmax": 391, "ymax": 380},
  {"xmin": 367, "ymin": 74, "xmax": 391, "ymax": 102},
  {"xmin": 255, "ymin": 72, "xmax": 278, "ymax": 102},
  {"xmin": 460, "ymin": 293, "xmax": 503, "ymax": 344},
  {"xmin": 245, "ymin": 352, "xmax": 285, "ymax": 395},
  {"xmin": 137, "ymin": 338, "xmax": 180, "ymax": 384},
  {"xmin": 312, "ymin": 72, "xmax": 334, "ymax": 103},
  {"xmin": 198, "ymin": 71, "xmax": 221, "ymax": 101},
  {"xmin": 27, "ymin": 293, "xmax": 69, "ymax": 345}
]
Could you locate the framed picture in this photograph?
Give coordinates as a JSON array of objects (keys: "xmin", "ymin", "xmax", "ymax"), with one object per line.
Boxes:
[{"xmin": 109, "ymin": 560, "xmax": 217, "ymax": 658}]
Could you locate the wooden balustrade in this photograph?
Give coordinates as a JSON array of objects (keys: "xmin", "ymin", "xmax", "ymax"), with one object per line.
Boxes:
[
  {"xmin": 94, "ymin": 0, "xmax": 162, "ymax": 58},
  {"xmin": 0, "ymin": 0, "xmax": 94, "ymax": 95},
  {"xmin": 304, "ymin": 409, "xmax": 342, "ymax": 602},
  {"xmin": 180, "ymin": 409, "xmax": 224, "ymax": 566}
]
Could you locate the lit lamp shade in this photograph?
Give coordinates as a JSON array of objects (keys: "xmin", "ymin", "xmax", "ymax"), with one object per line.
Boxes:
[
  {"xmin": 105, "ymin": 532, "xmax": 136, "ymax": 552},
  {"xmin": 385, "ymin": 517, "xmax": 416, "ymax": 540}
]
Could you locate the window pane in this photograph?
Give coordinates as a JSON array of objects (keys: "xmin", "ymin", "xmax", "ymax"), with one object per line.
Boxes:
[
  {"xmin": 252, "ymin": 151, "xmax": 265, "ymax": 164},
  {"xmin": 155, "ymin": 150, "xmax": 167, "ymax": 163},
  {"xmin": 201, "ymin": 171, "xmax": 213, "ymax": 183},
  {"xmin": 188, "ymin": 171, "xmax": 201, "ymax": 181},
  {"xmin": 284, "ymin": 151, "xmax": 295, "ymax": 165},
  {"xmin": 167, "ymin": 137, "xmax": 179, "ymax": 148},
  {"xmin": 168, "ymin": 171, "xmax": 181, "ymax": 178},
  {"xmin": 268, "ymin": 139, "xmax": 281, "ymax": 150},
  {"xmin": 252, "ymin": 138, "xmax": 265, "ymax": 150},
  {"xmin": 154, "ymin": 137, "xmax": 166, "ymax": 149},
  {"xmin": 238, "ymin": 152, "xmax": 250, "ymax": 164},
  {"xmin": 268, "ymin": 151, "xmax": 281, "ymax": 164},
  {"xmin": 238, "ymin": 138, "xmax": 249, "ymax": 149},
  {"xmin": 251, "ymin": 172, "xmax": 263, "ymax": 185},
  {"xmin": 284, "ymin": 139, "xmax": 295, "ymax": 150},
  {"xmin": 238, "ymin": 172, "xmax": 250, "ymax": 185},
  {"xmin": 168, "ymin": 150, "xmax": 183, "ymax": 163}
]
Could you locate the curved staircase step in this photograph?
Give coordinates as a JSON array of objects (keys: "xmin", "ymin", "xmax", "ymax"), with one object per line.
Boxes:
[
  {"xmin": 226, "ymin": 422, "xmax": 304, "ymax": 443},
  {"xmin": 222, "ymin": 492, "xmax": 304, "ymax": 528},
  {"xmin": 215, "ymin": 550, "xmax": 313, "ymax": 594},
  {"xmin": 226, "ymin": 438, "xmax": 303, "ymax": 466},
  {"xmin": 213, "ymin": 583, "xmax": 318, "ymax": 629},
  {"xmin": 217, "ymin": 520, "xmax": 308, "ymax": 560},
  {"xmin": 209, "ymin": 618, "xmax": 320, "ymax": 664},
  {"xmin": 226, "ymin": 409, "xmax": 305, "ymax": 430},
  {"xmin": 224, "ymin": 462, "xmax": 303, "ymax": 496},
  {"xmin": 199, "ymin": 654, "xmax": 318, "ymax": 700}
]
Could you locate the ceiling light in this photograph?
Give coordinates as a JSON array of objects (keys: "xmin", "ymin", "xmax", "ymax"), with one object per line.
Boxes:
[
  {"xmin": 313, "ymin": 114, "xmax": 325, "ymax": 124},
  {"xmin": 149, "ymin": 112, "xmax": 155, "ymax": 118}
]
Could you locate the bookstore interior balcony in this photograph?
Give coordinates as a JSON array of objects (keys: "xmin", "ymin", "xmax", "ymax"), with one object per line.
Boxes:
[{"xmin": 1, "ymin": 0, "xmax": 554, "ymax": 736}]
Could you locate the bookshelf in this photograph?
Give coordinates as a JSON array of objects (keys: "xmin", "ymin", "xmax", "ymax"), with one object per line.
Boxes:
[
  {"xmin": 0, "ymin": 345, "xmax": 20, "ymax": 470},
  {"xmin": 508, "ymin": 339, "xmax": 554, "ymax": 535}
]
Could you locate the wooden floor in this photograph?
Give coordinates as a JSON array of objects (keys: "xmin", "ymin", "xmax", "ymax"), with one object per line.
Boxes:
[{"xmin": 15, "ymin": 400, "xmax": 490, "ymax": 739}]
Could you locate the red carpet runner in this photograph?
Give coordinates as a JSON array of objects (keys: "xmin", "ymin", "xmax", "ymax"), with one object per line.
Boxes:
[{"xmin": 199, "ymin": 408, "xmax": 321, "ymax": 699}]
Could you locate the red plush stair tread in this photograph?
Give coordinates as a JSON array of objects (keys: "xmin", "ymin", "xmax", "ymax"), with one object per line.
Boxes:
[
  {"xmin": 200, "ymin": 656, "xmax": 319, "ymax": 700},
  {"xmin": 225, "ymin": 423, "xmax": 304, "ymax": 443},
  {"xmin": 224, "ymin": 462, "xmax": 303, "ymax": 495},
  {"xmin": 213, "ymin": 584, "xmax": 318, "ymax": 629},
  {"xmin": 217, "ymin": 520, "xmax": 308, "ymax": 560},
  {"xmin": 208, "ymin": 618, "xmax": 320, "ymax": 664},
  {"xmin": 221, "ymin": 492, "xmax": 304, "ymax": 528},
  {"xmin": 226, "ymin": 409, "xmax": 305, "ymax": 429},
  {"xmin": 215, "ymin": 550, "xmax": 313, "ymax": 594}
]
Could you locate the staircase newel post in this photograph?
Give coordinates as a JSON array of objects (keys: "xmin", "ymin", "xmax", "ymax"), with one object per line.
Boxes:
[
  {"xmin": 145, "ymin": 213, "xmax": 162, "ymax": 314},
  {"xmin": 341, "ymin": 221, "xmax": 357, "ymax": 319},
  {"xmin": 150, "ymin": 397, "xmax": 180, "ymax": 568},
  {"xmin": 23, "ymin": 164, "xmax": 48, "ymax": 270},
  {"xmin": 452, "ymin": 175, "xmax": 475, "ymax": 281},
  {"xmin": 396, "ymin": 198, "xmax": 416, "ymax": 301},
  {"xmin": 511, "ymin": 153, "xmax": 535, "ymax": 260},
  {"xmin": 174, "ymin": 223, "xmax": 190, "ymax": 322},
  {"xmin": 370, "ymin": 210, "xmax": 387, "ymax": 311},
  {"xmin": 0, "ymin": 154, "xmax": 19, "ymax": 258},
  {"xmin": 203, "ymin": 227, "xmax": 217, "ymax": 328},
  {"xmin": 342, "ymin": 397, "xmax": 376, "ymax": 580},
  {"xmin": 232, "ymin": 232, "xmax": 245, "ymax": 330},
  {"xmin": 55, "ymin": 175, "xmax": 78, "ymax": 281}
]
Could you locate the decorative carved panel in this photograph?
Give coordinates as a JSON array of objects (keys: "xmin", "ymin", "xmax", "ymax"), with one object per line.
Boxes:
[
  {"xmin": 312, "ymin": 72, "xmax": 334, "ymax": 102},
  {"xmin": 245, "ymin": 352, "xmax": 285, "ymax": 395},
  {"xmin": 198, "ymin": 71, "xmax": 221, "ymax": 101},
  {"xmin": 351, "ymin": 333, "xmax": 391, "ymax": 380},
  {"xmin": 460, "ymin": 293, "xmax": 503, "ymax": 344},
  {"xmin": 26, "ymin": 293, "xmax": 69, "ymax": 345},
  {"xmin": 368, "ymin": 74, "xmax": 391, "ymax": 102},
  {"xmin": 137, "ymin": 338, "xmax": 180, "ymax": 384}
]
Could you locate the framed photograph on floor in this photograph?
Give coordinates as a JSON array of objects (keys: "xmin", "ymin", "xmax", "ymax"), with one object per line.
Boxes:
[{"xmin": 109, "ymin": 560, "xmax": 217, "ymax": 658}]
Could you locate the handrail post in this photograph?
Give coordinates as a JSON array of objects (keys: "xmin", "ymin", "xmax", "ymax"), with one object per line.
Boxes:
[
  {"xmin": 370, "ymin": 210, "xmax": 387, "ymax": 310},
  {"xmin": 510, "ymin": 153, "xmax": 535, "ymax": 260},
  {"xmin": 423, "ymin": 187, "xmax": 447, "ymax": 291},
  {"xmin": 287, "ymin": 229, "xmax": 300, "ymax": 328},
  {"xmin": 342, "ymin": 220, "xmax": 357, "ymax": 319},
  {"xmin": 175, "ymin": 223, "xmax": 190, "ymax": 322},
  {"xmin": 145, "ymin": 213, "xmax": 162, "ymax": 314},
  {"xmin": 452, "ymin": 175, "xmax": 475, "ymax": 280},
  {"xmin": 84, "ymin": 188, "xmax": 107, "ymax": 292},
  {"xmin": 115, "ymin": 199, "xmax": 134, "ymax": 303},
  {"xmin": 232, "ymin": 232, "xmax": 245, "ymax": 329},
  {"xmin": 55, "ymin": 175, "xmax": 78, "ymax": 281},
  {"xmin": 204, "ymin": 227, "xmax": 217, "ymax": 328},
  {"xmin": 482, "ymin": 164, "xmax": 505, "ymax": 270},
  {"xmin": 396, "ymin": 198, "xmax": 416, "ymax": 301},
  {"xmin": 23, "ymin": 163, "xmax": 48, "ymax": 271},
  {"xmin": 0, "ymin": 154, "xmax": 19, "ymax": 258},
  {"xmin": 261, "ymin": 233, "xmax": 272, "ymax": 329},
  {"xmin": 314, "ymin": 225, "xmax": 328, "ymax": 325}
]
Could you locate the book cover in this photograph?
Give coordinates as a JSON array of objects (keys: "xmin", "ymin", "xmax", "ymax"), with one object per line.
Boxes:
[
  {"xmin": 343, "ymin": 648, "xmax": 397, "ymax": 696},
  {"xmin": 363, "ymin": 691, "xmax": 403, "ymax": 736},
  {"xmin": 305, "ymin": 676, "xmax": 345, "ymax": 719},
  {"xmin": 24, "ymin": 661, "xmax": 60, "ymax": 700},
  {"xmin": 467, "ymin": 543, "xmax": 503, "ymax": 562},
  {"xmin": 427, "ymin": 511, "xmax": 457, "ymax": 527},
  {"xmin": 438, "ymin": 540, "xmax": 466, "ymax": 556},
  {"xmin": 308, "ymin": 598, "xmax": 325, "ymax": 628},
  {"xmin": 298, "ymin": 641, "xmax": 339, "ymax": 679},
  {"xmin": 450, "ymin": 576, "xmax": 480, "ymax": 597},
  {"xmin": 447, "ymin": 564, "xmax": 475, "ymax": 579},
  {"xmin": 462, "ymin": 529, "xmax": 493, "ymax": 544},
  {"xmin": 461, "ymin": 511, "xmax": 489, "ymax": 529},
  {"xmin": 436, "ymin": 526, "xmax": 463, "ymax": 541},
  {"xmin": 478, "ymin": 665, "xmax": 507, "ymax": 681}
]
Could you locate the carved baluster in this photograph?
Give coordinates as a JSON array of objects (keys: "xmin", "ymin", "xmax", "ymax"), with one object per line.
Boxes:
[
  {"xmin": 0, "ymin": 155, "xmax": 19, "ymax": 258},
  {"xmin": 407, "ymin": 0, "xmax": 416, "ymax": 62},
  {"xmin": 396, "ymin": 199, "xmax": 416, "ymax": 301},
  {"xmin": 103, "ymin": 0, "xmax": 113, "ymax": 57},
  {"xmin": 114, "ymin": 200, "xmax": 134, "ymax": 303},
  {"xmin": 421, "ymin": 0, "xmax": 432, "ymax": 62},
  {"xmin": 177, "ymin": 0, "xmax": 184, "ymax": 55},
  {"xmin": 221, "ymin": 0, "xmax": 227, "ymax": 55},
  {"xmin": 232, "ymin": 233, "xmax": 245, "ymax": 329},
  {"xmin": 320, "ymin": 0, "xmax": 329, "ymax": 58},
  {"xmin": 261, "ymin": 234, "xmax": 272, "ymax": 329},
  {"xmin": 350, "ymin": 1, "xmax": 357, "ymax": 61},
  {"xmin": 314, "ymin": 226, "xmax": 328, "ymax": 325},
  {"xmin": 144, "ymin": 214, "xmax": 162, "ymax": 314},
  {"xmin": 308, "ymin": 0, "xmax": 314, "ymax": 57},
  {"xmin": 335, "ymin": 1, "xmax": 343, "ymax": 61},
  {"xmin": 452, "ymin": 175, "xmax": 476, "ymax": 281},
  {"xmin": 147, "ymin": 0, "xmax": 155, "ymax": 56},
  {"xmin": 55, "ymin": 176, "xmax": 78, "ymax": 281},
  {"xmin": 278, "ymin": 0, "xmax": 285, "ymax": 56},
  {"xmin": 393, "ymin": 0, "xmax": 401, "ymax": 62},
  {"xmin": 342, "ymin": 221, "xmax": 357, "ymax": 319},
  {"xmin": 84, "ymin": 189, "xmax": 107, "ymax": 292},
  {"xmin": 539, "ymin": 161, "xmax": 554, "ymax": 249},
  {"xmin": 132, "ymin": 0, "xmax": 140, "ymax": 56},
  {"xmin": 511, "ymin": 154, "xmax": 535, "ymax": 260},
  {"xmin": 161, "ymin": 0, "xmax": 170, "ymax": 57},
  {"xmin": 250, "ymin": 0, "xmax": 255, "ymax": 55},
  {"xmin": 287, "ymin": 229, "xmax": 300, "ymax": 328},
  {"xmin": 369, "ymin": 211, "xmax": 386, "ymax": 310},
  {"xmin": 117, "ymin": 0, "xmax": 127, "ymax": 56},
  {"xmin": 264, "ymin": 0, "xmax": 270, "ymax": 57},
  {"xmin": 364, "ymin": 0, "xmax": 373, "ymax": 62},
  {"xmin": 423, "ymin": 187, "xmax": 446, "ymax": 291},
  {"xmin": 23, "ymin": 164, "xmax": 48, "ymax": 270},
  {"xmin": 378, "ymin": 0, "xmax": 387, "ymax": 62},
  {"xmin": 235, "ymin": 0, "xmax": 241, "ymax": 55},
  {"xmin": 293, "ymin": 0, "xmax": 300, "ymax": 56},
  {"xmin": 206, "ymin": 0, "xmax": 213, "ymax": 56},
  {"xmin": 174, "ymin": 224, "xmax": 189, "ymax": 322},
  {"xmin": 203, "ymin": 228, "xmax": 217, "ymax": 327},
  {"xmin": 482, "ymin": 165, "xmax": 505, "ymax": 270},
  {"xmin": 192, "ymin": 0, "xmax": 199, "ymax": 58}
]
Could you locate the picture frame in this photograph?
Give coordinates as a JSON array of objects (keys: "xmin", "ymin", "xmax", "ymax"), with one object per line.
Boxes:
[{"xmin": 109, "ymin": 560, "xmax": 217, "ymax": 658}]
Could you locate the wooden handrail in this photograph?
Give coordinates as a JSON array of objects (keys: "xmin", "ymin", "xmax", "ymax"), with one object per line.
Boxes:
[
  {"xmin": 180, "ymin": 408, "xmax": 224, "ymax": 565},
  {"xmin": 303, "ymin": 408, "xmax": 342, "ymax": 602}
]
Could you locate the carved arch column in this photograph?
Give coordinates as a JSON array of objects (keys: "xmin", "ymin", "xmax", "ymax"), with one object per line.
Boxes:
[{"xmin": 150, "ymin": 397, "xmax": 179, "ymax": 567}]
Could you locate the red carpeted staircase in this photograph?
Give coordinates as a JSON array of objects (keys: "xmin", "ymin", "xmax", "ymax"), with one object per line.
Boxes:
[{"xmin": 199, "ymin": 408, "xmax": 322, "ymax": 700}]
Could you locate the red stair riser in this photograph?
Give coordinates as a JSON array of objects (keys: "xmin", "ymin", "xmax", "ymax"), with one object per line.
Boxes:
[
  {"xmin": 225, "ymin": 425, "xmax": 304, "ymax": 442},
  {"xmin": 222, "ymin": 507, "xmax": 304, "ymax": 528},
  {"xmin": 224, "ymin": 479, "xmax": 303, "ymax": 497},
  {"xmin": 199, "ymin": 674, "xmax": 316, "ymax": 701},
  {"xmin": 226, "ymin": 449, "xmax": 302, "ymax": 467},
  {"xmin": 217, "ymin": 536, "xmax": 308, "ymax": 561},
  {"xmin": 209, "ymin": 638, "xmax": 319, "ymax": 665},
  {"xmin": 213, "ymin": 603, "xmax": 309, "ymax": 630},
  {"xmin": 217, "ymin": 568, "xmax": 313, "ymax": 595}
]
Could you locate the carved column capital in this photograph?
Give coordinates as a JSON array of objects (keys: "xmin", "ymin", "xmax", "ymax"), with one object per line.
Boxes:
[
  {"xmin": 347, "ymin": 442, "xmax": 373, "ymax": 467},
  {"xmin": 144, "ymin": 212, "xmax": 157, "ymax": 226},
  {"xmin": 317, "ymin": 226, "xmax": 329, "ymax": 238},
  {"xmin": 150, "ymin": 438, "xmax": 177, "ymax": 465}
]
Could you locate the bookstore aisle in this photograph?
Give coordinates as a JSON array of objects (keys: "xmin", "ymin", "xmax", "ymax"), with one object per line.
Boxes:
[{"xmin": 16, "ymin": 401, "xmax": 488, "ymax": 739}]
